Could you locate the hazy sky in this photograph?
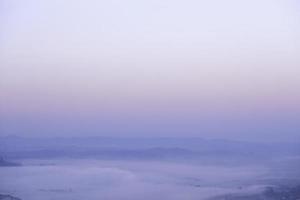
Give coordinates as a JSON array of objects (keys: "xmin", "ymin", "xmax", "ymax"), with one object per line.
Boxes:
[{"xmin": 1, "ymin": 0, "xmax": 300, "ymax": 141}]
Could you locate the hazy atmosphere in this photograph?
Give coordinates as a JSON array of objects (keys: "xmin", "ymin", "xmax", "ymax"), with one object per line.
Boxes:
[
  {"xmin": 1, "ymin": 0, "xmax": 300, "ymax": 200},
  {"xmin": 1, "ymin": 0, "xmax": 300, "ymax": 141}
]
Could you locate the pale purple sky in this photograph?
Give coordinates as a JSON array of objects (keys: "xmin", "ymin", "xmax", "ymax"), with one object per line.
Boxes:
[{"xmin": 1, "ymin": 0, "xmax": 300, "ymax": 141}]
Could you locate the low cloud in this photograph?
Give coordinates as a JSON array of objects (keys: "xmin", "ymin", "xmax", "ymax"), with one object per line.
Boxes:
[{"xmin": 0, "ymin": 159, "xmax": 282, "ymax": 200}]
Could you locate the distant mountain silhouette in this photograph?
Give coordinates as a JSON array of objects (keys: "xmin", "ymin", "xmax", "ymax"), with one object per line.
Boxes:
[
  {"xmin": 210, "ymin": 185, "xmax": 300, "ymax": 200},
  {"xmin": 0, "ymin": 157, "xmax": 21, "ymax": 167},
  {"xmin": 0, "ymin": 194, "xmax": 21, "ymax": 200},
  {"xmin": 0, "ymin": 136, "xmax": 299, "ymax": 164}
]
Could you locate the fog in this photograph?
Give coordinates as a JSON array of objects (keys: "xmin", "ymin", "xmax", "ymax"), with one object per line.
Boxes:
[
  {"xmin": 1, "ymin": 137, "xmax": 300, "ymax": 200},
  {"xmin": 1, "ymin": 0, "xmax": 300, "ymax": 199},
  {"xmin": 0, "ymin": 159, "xmax": 273, "ymax": 200}
]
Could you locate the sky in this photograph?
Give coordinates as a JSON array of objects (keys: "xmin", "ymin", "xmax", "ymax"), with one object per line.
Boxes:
[{"xmin": 0, "ymin": 0, "xmax": 300, "ymax": 141}]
